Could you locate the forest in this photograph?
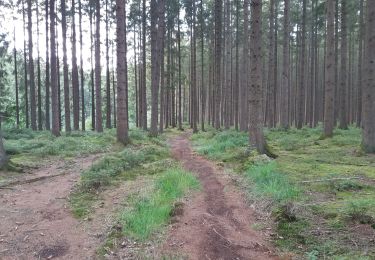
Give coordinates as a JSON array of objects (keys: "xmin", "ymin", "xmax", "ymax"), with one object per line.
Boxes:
[{"xmin": 0, "ymin": 0, "xmax": 374, "ymax": 259}]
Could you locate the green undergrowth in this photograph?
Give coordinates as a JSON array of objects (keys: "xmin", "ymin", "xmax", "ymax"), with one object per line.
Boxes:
[
  {"xmin": 2, "ymin": 127, "xmax": 116, "ymax": 167},
  {"xmin": 120, "ymin": 167, "xmax": 199, "ymax": 240},
  {"xmin": 97, "ymin": 167, "xmax": 199, "ymax": 256},
  {"xmin": 191, "ymin": 125, "xmax": 375, "ymax": 259},
  {"xmin": 69, "ymin": 130, "xmax": 170, "ymax": 218}
]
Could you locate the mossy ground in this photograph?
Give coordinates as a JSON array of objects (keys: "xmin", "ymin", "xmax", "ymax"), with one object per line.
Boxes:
[{"xmin": 192, "ymin": 125, "xmax": 375, "ymax": 259}]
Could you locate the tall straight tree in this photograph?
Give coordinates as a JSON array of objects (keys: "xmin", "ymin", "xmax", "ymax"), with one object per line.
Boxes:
[
  {"xmin": 339, "ymin": 0, "xmax": 348, "ymax": 129},
  {"xmin": 13, "ymin": 27, "xmax": 20, "ymax": 127},
  {"xmin": 141, "ymin": 0, "xmax": 147, "ymax": 130},
  {"xmin": 36, "ymin": 1, "xmax": 42, "ymax": 130},
  {"xmin": 72, "ymin": 0, "xmax": 80, "ymax": 130},
  {"xmin": 79, "ymin": 0, "xmax": 85, "ymax": 131},
  {"xmin": 61, "ymin": 0, "xmax": 71, "ymax": 132},
  {"xmin": 280, "ymin": 0, "xmax": 290, "ymax": 129},
  {"xmin": 105, "ymin": 0, "xmax": 111, "ymax": 129},
  {"xmin": 27, "ymin": 0, "xmax": 36, "ymax": 130},
  {"xmin": 22, "ymin": 0, "xmax": 29, "ymax": 128},
  {"xmin": 214, "ymin": 0, "xmax": 222, "ymax": 130},
  {"xmin": 240, "ymin": 0, "xmax": 249, "ymax": 131},
  {"xmin": 357, "ymin": 0, "xmax": 364, "ymax": 127},
  {"xmin": 296, "ymin": 0, "xmax": 307, "ymax": 129},
  {"xmin": 177, "ymin": 5, "xmax": 182, "ymax": 130},
  {"xmin": 362, "ymin": 0, "xmax": 375, "ymax": 152},
  {"xmin": 323, "ymin": 0, "xmax": 336, "ymax": 137},
  {"xmin": 116, "ymin": 0, "xmax": 129, "ymax": 144},
  {"xmin": 95, "ymin": 0, "xmax": 103, "ymax": 132},
  {"xmin": 267, "ymin": 0, "xmax": 275, "ymax": 128},
  {"xmin": 90, "ymin": 3, "xmax": 95, "ymax": 130},
  {"xmin": 45, "ymin": 0, "xmax": 50, "ymax": 130},
  {"xmin": 249, "ymin": 0, "xmax": 267, "ymax": 154},
  {"xmin": 50, "ymin": 0, "xmax": 60, "ymax": 136},
  {"xmin": 0, "ymin": 132, "xmax": 7, "ymax": 169}
]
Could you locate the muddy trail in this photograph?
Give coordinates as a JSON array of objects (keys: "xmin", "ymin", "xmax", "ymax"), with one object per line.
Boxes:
[
  {"xmin": 0, "ymin": 155, "xmax": 104, "ymax": 260},
  {"xmin": 163, "ymin": 133, "xmax": 279, "ymax": 260}
]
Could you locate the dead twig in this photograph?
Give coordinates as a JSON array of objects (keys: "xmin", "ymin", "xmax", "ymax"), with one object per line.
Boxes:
[{"xmin": 299, "ymin": 177, "xmax": 363, "ymax": 184}]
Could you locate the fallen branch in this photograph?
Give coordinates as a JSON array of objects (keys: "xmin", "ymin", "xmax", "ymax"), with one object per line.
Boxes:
[{"xmin": 0, "ymin": 171, "xmax": 69, "ymax": 189}]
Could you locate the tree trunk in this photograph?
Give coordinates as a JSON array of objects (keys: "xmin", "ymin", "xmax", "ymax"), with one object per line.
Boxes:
[
  {"xmin": 116, "ymin": 0, "xmax": 129, "ymax": 145},
  {"xmin": 214, "ymin": 0, "xmax": 222, "ymax": 130},
  {"xmin": 61, "ymin": 0, "xmax": 71, "ymax": 133},
  {"xmin": 280, "ymin": 0, "xmax": 290, "ymax": 129},
  {"xmin": 0, "ymin": 132, "xmax": 8, "ymax": 169},
  {"xmin": 50, "ymin": 0, "xmax": 60, "ymax": 137},
  {"xmin": 14, "ymin": 28, "xmax": 20, "ymax": 128},
  {"xmin": 45, "ymin": 0, "xmax": 50, "ymax": 130},
  {"xmin": 105, "ymin": 0, "xmax": 111, "ymax": 129},
  {"xmin": 267, "ymin": 0, "xmax": 275, "ymax": 128},
  {"xmin": 79, "ymin": 0, "xmax": 85, "ymax": 131},
  {"xmin": 95, "ymin": 0, "xmax": 103, "ymax": 132},
  {"xmin": 323, "ymin": 0, "xmax": 336, "ymax": 138},
  {"xmin": 249, "ymin": 0, "xmax": 267, "ymax": 154},
  {"xmin": 240, "ymin": 0, "xmax": 249, "ymax": 132},
  {"xmin": 90, "ymin": 5, "xmax": 95, "ymax": 130},
  {"xmin": 22, "ymin": 0, "xmax": 29, "ymax": 129},
  {"xmin": 178, "ymin": 7, "xmax": 182, "ymax": 130},
  {"xmin": 72, "ymin": 0, "xmax": 80, "ymax": 131},
  {"xmin": 296, "ymin": 0, "xmax": 307, "ymax": 129},
  {"xmin": 357, "ymin": 0, "xmax": 364, "ymax": 127},
  {"xmin": 339, "ymin": 0, "xmax": 348, "ymax": 129},
  {"xmin": 36, "ymin": 1, "xmax": 42, "ymax": 130},
  {"xmin": 141, "ymin": 0, "xmax": 147, "ymax": 130},
  {"xmin": 362, "ymin": 0, "xmax": 375, "ymax": 152},
  {"xmin": 27, "ymin": 0, "xmax": 37, "ymax": 130}
]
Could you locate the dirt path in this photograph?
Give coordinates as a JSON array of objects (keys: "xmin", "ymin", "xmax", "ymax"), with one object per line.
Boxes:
[
  {"xmin": 164, "ymin": 133, "xmax": 278, "ymax": 260},
  {"xmin": 0, "ymin": 155, "xmax": 102, "ymax": 260}
]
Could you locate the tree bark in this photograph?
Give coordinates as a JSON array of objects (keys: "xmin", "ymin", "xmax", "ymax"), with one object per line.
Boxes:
[
  {"xmin": 249, "ymin": 0, "xmax": 267, "ymax": 154},
  {"xmin": 339, "ymin": 0, "xmax": 348, "ymax": 129},
  {"xmin": 45, "ymin": 0, "xmax": 50, "ymax": 130},
  {"xmin": 72, "ymin": 0, "xmax": 80, "ymax": 130},
  {"xmin": 116, "ymin": 0, "xmax": 129, "ymax": 145},
  {"xmin": 50, "ymin": 0, "xmax": 60, "ymax": 137},
  {"xmin": 61, "ymin": 0, "xmax": 71, "ymax": 133},
  {"xmin": 79, "ymin": 0, "xmax": 85, "ymax": 131},
  {"xmin": 356, "ymin": 0, "xmax": 364, "ymax": 127},
  {"xmin": 280, "ymin": 0, "xmax": 290, "ymax": 129},
  {"xmin": 323, "ymin": 0, "xmax": 336, "ymax": 138},
  {"xmin": 27, "ymin": 0, "xmax": 37, "ymax": 130},
  {"xmin": 362, "ymin": 0, "xmax": 375, "ymax": 152},
  {"xmin": 0, "ymin": 132, "xmax": 8, "ymax": 169},
  {"xmin": 296, "ymin": 0, "xmax": 306, "ymax": 129},
  {"xmin": 214, "ymin": 0, "xmax": 222, "ymax": 130},
  {"xmin": 95, "ymin": 0, "xmax": 103, "ymax": 132},
  {"xmin": 105, "ymin": 0, "xmax": 111, "ymax": 129},
  {"xmin": 14, "ymin": 28, "xmax": 20, "ymax": 128}
]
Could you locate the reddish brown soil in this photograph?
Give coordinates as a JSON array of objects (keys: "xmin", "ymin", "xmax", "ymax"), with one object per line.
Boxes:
[
  {"xmin": 0, "ymin": 155, "xmax": 101, "ymax": 260},
  {"xmin": 163, "ymin": 133, "xmax": 279, "ymax": 260}
]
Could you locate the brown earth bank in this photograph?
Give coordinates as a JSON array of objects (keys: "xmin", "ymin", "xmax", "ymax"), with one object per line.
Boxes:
[
  {"xmin": 0, "ymin": 155, "xmax": 103, "ymax": 260},
  {"xmin": 161, "ymin": 133, "xmax": 279, "ymax": 260}
]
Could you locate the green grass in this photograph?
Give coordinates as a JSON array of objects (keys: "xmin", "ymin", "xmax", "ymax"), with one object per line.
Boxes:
[
  {"xmin": 191, "ymin": 125, "xmax": 375, "ymax": 259},
  {"xmin": 69, "ymin": 132, "xmax": 170, "ymax": 218},
  {"xmin": 120, "ymin": 168, "xmax": 199, "ymax": 240},
  {"xmin": 245, "ymin": 162, "xmax": 300, "ymax": 203}
]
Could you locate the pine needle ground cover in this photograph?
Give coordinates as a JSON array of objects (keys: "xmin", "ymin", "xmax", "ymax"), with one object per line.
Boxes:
[{"xmin": 192, "ymin": 126, "xmax": 375, "ymax": 259}]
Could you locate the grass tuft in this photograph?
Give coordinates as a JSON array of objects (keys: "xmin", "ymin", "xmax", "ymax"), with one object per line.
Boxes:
[{"xmin": 120, "ymin": 168, "xmax": 199, "ymax": 240}]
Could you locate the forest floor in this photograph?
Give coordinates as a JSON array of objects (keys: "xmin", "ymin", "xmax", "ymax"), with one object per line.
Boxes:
[{"xmin": 1, "ymin": 126, "xmax": 374, "ymax": 259}]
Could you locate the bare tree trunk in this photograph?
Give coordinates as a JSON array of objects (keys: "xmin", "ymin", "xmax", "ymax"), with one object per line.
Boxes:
[
  {"xmin": 90, "ymin": 5, "xmax": 95, "ymax": 130},
  {"xmin": 116, "ymin": 0, "xmax": 129, "ymax": 144},
  {"xmin": 61, "ymin": 0, "xmax": 71, "ymax": 133},
  {"xmin": 79, "ymin": 0, "xmax": 85, "ymax": 131},
  {"xmin": 240, "ymin": 0, "xmax": 249, "ymax": 132},
  {"xmin": 105, "ymin": 0, "xmax": 111, "ymax": 129},
  {"xmin": 357, "ymin": 0, "xmax": 364, "ymax": 127},
  {"xmin": 362, "ymin": 0, "xmax": 375, "ymax": 152},
  {"xmin": 50, "ymin": 0, "xmax": 60, "ymax": 137},
  {"xmin": 141, "ymin": 0, "xmax": 147, "ymax": 130},
  {"xmin": 280, "ymin": 0, "xmax": 290, "ymax": 129},
  {"xmin": 339, "ymin": 0, "xmax": 348, "ymax": 129},
  {"xmin": 267, "ymin": 0, "xmax": 275, "ymax": 128},
  {"xmin": 178, "ymin": 7, "xmax": 182, "ymax": 130},
  {"xmin": 214, "ymin": 0, "xmax": 222, "ymax": 130},
  {"xmin": 95, "ymin": 0, "xmax": 103, "ymax": 132},
  {"xmin": 14, "ymin": 28, "xmax": 20, "ymax": 128},
  {"xmin": 323, "ymin": 0, "xmax": 336, "ymax": 138},
  {"xmin": 296, "ymin": 0, "xmax": 307, "ymax": 129},
  {"xmin": 72, "ymin": 0, "xmax": 80, "ymax": 130},
  {"xmin": 45, "ymin": 0, "xmax": 50, "ymax": 130},
  {"xmin": 36, "ymin": 1, "xmax": 42, "ymax": 130},
  {"xmin": 22, "ymin": 0, "xmax": 29, "ymax": 129},
  {"xmin": 0, "ymin": 132, "xmax": 8, "ymax": 169},
  {"xmin": 249, "ymin": 0, "xmax": 267, "ymax": 154}
]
